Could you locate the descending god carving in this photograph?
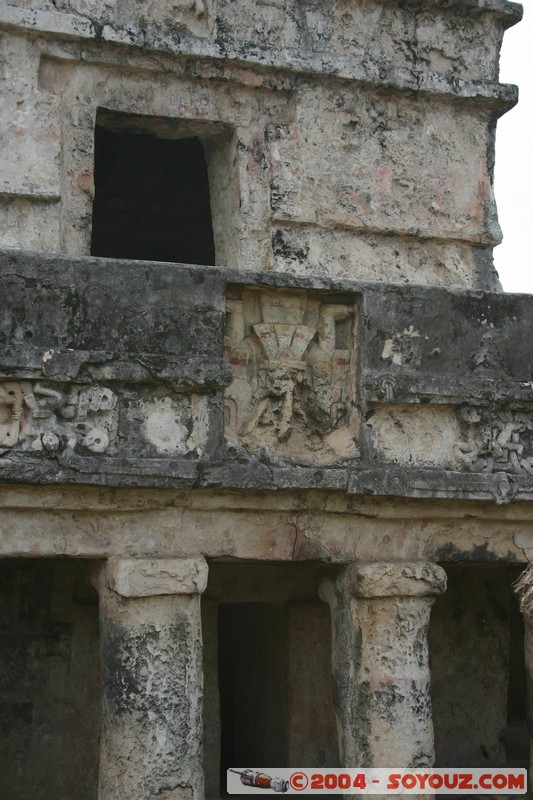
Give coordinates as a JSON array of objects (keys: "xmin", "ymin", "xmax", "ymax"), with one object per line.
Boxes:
[
  {"xmin": 457, "ymin": 407, "xmax": 533, "ymax": 476},
  {"xmin": 224, "ymin": 288, "xmax": 360, "ymax": 465},
  {"xmin": 0, "ymin": 381, "xmax": 117, "ymax": 455}
]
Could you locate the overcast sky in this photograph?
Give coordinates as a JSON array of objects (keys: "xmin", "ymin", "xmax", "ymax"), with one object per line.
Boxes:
[{"xmin": 493, "ymin": 2, "xmax": 533, "ymax": 293}]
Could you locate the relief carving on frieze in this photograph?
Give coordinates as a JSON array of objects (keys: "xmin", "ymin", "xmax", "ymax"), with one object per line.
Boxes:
[
  {"xmin": 457, "ymin": 406, "xmax": 533, "ymax": 476},
  {"xmin": 0, "ymin": 381, "xmax": 117, "ymax": 455},
  {"xmin": 224, "ymin": 288, "xmax": 360, "ymax": 465}
]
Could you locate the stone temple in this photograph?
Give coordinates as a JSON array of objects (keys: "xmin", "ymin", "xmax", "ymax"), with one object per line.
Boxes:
[{"xmin": 1, "ymin": 0, "xmax": 533, "ymax": 798}]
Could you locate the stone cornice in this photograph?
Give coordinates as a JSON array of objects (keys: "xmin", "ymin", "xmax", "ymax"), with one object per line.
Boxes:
[{"xmin": 0, "ymin": 3, "xmax": 518, "ymax": 110}]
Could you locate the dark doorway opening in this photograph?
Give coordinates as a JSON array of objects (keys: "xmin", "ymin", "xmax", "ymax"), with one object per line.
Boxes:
[
  {"xmin": 91, "ymin": 112, "xmax": 216, "ymax": 265},
  {"xmin": 218, "ymin": 603, "xmax": 288, "ymax": 796},
  {"xmin": 430, "ymin": 563, "xmax": 528, "ymax": 778},
  {"xmin": 206, "ymin": 563, "xmax": 340, "ymax": 798}
]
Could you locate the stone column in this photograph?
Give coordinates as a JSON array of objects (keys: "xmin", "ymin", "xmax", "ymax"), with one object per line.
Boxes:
[
  {"xmin": 514, "ymin": 564, "xmax": 533, "ymax": 796},
  {"xmin": 320, "ymin": 561, "xmax": 446, "ymax": 768},
  {"xmin": 93, "ymin": 557, "xmax": 208, "ymax": 800}
]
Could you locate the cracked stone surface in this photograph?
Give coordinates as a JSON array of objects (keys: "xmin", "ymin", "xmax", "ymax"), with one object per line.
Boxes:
[{"xmin": 0, "ymin": 0, "xmax": 530, "ymax": 794}]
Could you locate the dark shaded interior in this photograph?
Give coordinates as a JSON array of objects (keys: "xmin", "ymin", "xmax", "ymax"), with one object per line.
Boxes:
[
  {"xmin": 218, "ymin": 603, "xmax": 288, "ymax": 795},
  {"xmin": 430, "ymin": 563, "xmax": 527, "ymax": 772},
  {"xmin": 210, "ymin": 562, "xmax": 340, "ymax": 798},
  {"xmin": 506, "ymin": 576, "xmax": 529, "ymax": 767},
  {"xmin": 91, "ymin": 119, "xmax": 215, "ymax": 265},
  {"xmin": 1, "ymin": 557, "xmax": 527, "ymax": 799},
  {"xmin": 0, "ymin": 559, "xmax": 101, "ymax": 800}
]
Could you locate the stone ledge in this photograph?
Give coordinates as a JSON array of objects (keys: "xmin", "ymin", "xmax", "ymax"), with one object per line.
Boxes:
[
  {"xmin": 0, "ymin": 346, "xmax": 231, "ymax": 386},
  {"xmin": 0, "ymin": 187, "xmax": 60, "ymax": 202},
  {"xmin": 1, "ymin": 455, "xmax": 532, "ymax": 504},
  {"xmin": 0, "ymin": 3, "xmax": 94, "ymax": 39},
  {"xmin": 379, "ymin": 0, "xmax": 522, "ymax": 23}
]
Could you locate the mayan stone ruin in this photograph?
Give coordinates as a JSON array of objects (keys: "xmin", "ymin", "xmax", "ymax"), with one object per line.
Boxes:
[{"xmin": 0, "ymin": 0, "xmax": 532, "ymax": 798}]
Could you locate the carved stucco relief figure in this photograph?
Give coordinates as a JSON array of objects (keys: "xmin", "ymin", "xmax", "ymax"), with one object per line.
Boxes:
[
  {"xmin": 457, "ymin": 406, "xmax": 533, "ymax": 477},
  {"xmin": 224, "ymin": 289, "xmax": 360, "ymax": 465},
  {"xmin": 0, "ymin": 381, "xmax": 36, "ymax": 448},
  {"xmin": 0, "ymin": 381, "xmax": 117, "ymax": 455}
]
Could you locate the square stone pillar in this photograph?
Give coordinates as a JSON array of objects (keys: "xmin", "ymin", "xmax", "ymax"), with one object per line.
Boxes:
[
  {"xmin": 92, "ymin": 557, "xmax": 208, "ymax": 800},
  {"xmin": 320, "ymin": 561, "xmax": 446, "ymax": 769},
  {"xmin": 514, "ymin": 565, "xmax": 533, "ymax": 795}
]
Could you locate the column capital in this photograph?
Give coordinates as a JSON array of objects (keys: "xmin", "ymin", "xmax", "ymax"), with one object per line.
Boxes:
[
  {"xmin": 99, "ymin": 556, "xmax": 208, "ymax": 598},
  {"xmin": 321, "ymin": 560, "xmax": 446, "ymax": 601}
]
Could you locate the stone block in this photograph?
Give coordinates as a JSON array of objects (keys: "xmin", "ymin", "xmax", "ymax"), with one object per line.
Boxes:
[
  {"xmin": 0, "ymin": 35, "xmax": 61, "ymax": 198},
  {"xmin": 346, "ymin": 561, "xmax": 448, "ymax": 598},
  {"xmin": 105, "ymin": 557, "xmax": 208, "ymax": 597}
]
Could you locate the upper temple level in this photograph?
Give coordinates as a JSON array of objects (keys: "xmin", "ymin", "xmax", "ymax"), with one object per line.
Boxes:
[{"xmin": 0, "ymin": 0, "xmax": 523, "ymax": 289}]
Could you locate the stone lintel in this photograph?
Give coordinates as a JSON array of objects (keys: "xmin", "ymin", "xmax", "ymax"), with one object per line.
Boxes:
[
  {"xmin": 104, "ymin": 557, "xmax": 208, "ymax": 598},
  {"xmin": 339, "ymin": 560, "xmax": 447, "ymax": 598}
]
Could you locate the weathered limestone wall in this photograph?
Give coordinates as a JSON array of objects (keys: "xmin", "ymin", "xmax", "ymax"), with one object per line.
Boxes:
[
  {"xmin": 0, "ymin": 0, "xmax": 521, "ymax": 287},
  {"xmin": 286, "ymin": 600, "xmax": 339, "ymax": 767},
  {"xmin": 0, "ymin": 0, "xmax": 530, "ymax": 796},
  {"xmin": 2, "ymin": 253, "xmax": 533, "ymax": 505},
  {"xmin": 0, "ymin": 559, "xmax": 101, "ymax": 800}
]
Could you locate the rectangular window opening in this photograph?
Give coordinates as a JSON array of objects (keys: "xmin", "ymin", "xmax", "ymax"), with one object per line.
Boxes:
[{"xmin": 91, "ymin": 109, "xmax": 217, "ymax": 266}]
